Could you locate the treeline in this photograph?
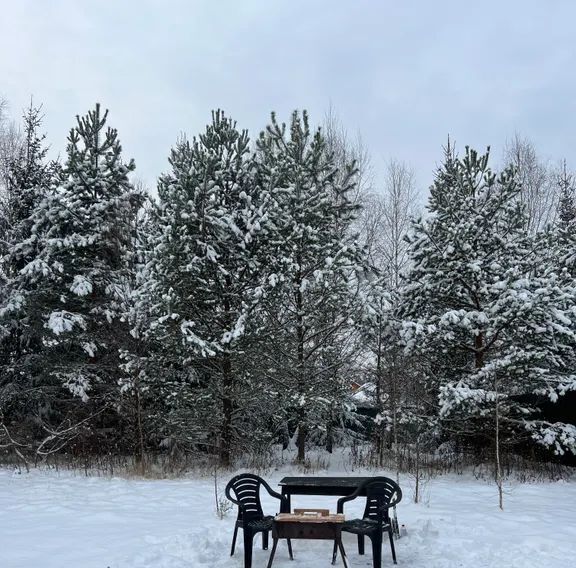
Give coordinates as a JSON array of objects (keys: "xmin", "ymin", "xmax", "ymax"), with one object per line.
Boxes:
[{"xmin": 1, "ymin": 100, "xmax": 575, "ymax": 473}]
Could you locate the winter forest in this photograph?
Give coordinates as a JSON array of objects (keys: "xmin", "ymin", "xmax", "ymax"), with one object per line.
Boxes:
[{"xmin": 1, "ymin": 96, "xmax": 576, "ymax": 492}]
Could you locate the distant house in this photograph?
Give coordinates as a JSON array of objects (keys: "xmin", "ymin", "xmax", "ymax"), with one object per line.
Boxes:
[{"xmin": 350, "ymin": 380, "xmax": 363, "ymax": 392}]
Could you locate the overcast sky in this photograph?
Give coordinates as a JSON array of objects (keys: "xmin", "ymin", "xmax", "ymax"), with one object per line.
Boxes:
[{"xmin": 1, "ymin": 0, "xmax": 575, "ymax": 194}]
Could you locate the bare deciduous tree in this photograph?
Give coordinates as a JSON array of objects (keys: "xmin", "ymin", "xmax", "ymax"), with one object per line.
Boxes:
[
  {"xmin": 503, "ymin": 134, "xmax": 556, "ymax": 233},
  {"xmin": 360, "ymin": 160, "xmax": 419, "ymax": 286},
  {"xmin": 323, "ymin": 105, "xmax": 373, "ymax": 207},
  {"xmin": 0, "ymin": 99, "xmax": 22, "ymax": 193}
]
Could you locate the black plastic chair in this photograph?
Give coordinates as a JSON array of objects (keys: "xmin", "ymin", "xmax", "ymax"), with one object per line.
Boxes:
[
  {"xmin": 225, "ymin": 473, "xmax": 293, "ymax": 568},
  {"xmin": 332, "ymin": 477, "xmax": 402, "ymax": 568}
]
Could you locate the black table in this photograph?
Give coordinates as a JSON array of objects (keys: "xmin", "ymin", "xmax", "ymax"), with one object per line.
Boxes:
[
  {"xmin": 278, "ymin": 476, "xmax": 400, "ymax": 537},
  {"xmin": 278, "ymin": 477, "xmax": 372, "ymax": 513}
]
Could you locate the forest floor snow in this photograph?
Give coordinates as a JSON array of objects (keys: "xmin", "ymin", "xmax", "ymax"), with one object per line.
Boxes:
[{"xmin": 1, "ymin": 464, "xmax": 575, "ymax": 568}]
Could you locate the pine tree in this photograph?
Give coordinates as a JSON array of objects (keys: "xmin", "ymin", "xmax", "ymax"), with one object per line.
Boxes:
[
  {"xmin": 0, "ymin": 104, "xmax": 55, "ymax": 449},
  {"xmin": 555, "ymin": 161, "xmax": 576, "ymax": 270},
  {"xmin": 401, "ymin": 147, "xmax": 576, "ymax": 485},
  {"xmin": 116, "ymin": 200, "xmax": 155, "ymax": 470},
  {"xmin": 16, "ymin": 104, "xmax": 144, "ymax": 428},
  {"xmin": 557, "ymin": 162, "xmax": 576, "ymax": 229},
  {"xmin": 140, "ymin": 110, "xmax": 272, "ymax": 464},
  {"xmin": 256, "ymin": 111, "xmax": 368, "ymax": 461}
]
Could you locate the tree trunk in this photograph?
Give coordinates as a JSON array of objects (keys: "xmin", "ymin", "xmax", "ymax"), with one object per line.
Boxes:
[
  {"xmin": 220, "ymin": 353, "xmax": 233, "ymax": 467},
  {"xmin": 414, "ymin": 434, "xmax": 420, "ymax": 503},
  {"xmin": 474, "ymin": 331, "xmax": 484, "ymax": 369},
  {"xmin": 476, "ymin": 329, "xmax": 503, "ymax": 509},
  {"xmin": 375, "ymin": 316, "xmax": 385, "ymax": 466},
  {"xmin": 495, "ymin": 374, "xmax": 504, "ymax": 510},
  {"xmin": 135, "ymin": 386, "xmax": 146, "ymax": 474},
  {"xmin": 390, "ymin": 352, "xmax": 400, "ymax": 478},
  {"xmin": 296, "ymin": 282, "xmax": 306, "ymax": 462},
  {"xmin": 325, "ymin": 405, "xmax": 334, "ymax": 454},
  {"xmin": 297, "ymin": 422, "xmax": 306, "ymax": 462}
]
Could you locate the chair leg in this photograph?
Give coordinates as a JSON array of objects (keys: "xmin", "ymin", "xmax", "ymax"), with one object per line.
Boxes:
[
  {"xmin": 262, "ymin": 530, "xmax": 269, "ymax": 550},
  {"xmin": 370, "ymin": 533, "xmax": 382, "ymax": 568},
  {"xmin": 243, "ymin": 529, "xmax": 254, "ymax": 568},
  {"xmin": 337, "ymin": 537, "xmax": 349, "ymax": 568},
  {"xmin": 332, "ymin": 539, "xmax": 338, "ymax": 564},
  {"xmin": 287, "ymin": 538, "xmax": 294, "ymax": 560},
  {"xmin": 230, "ymin": 525, "xmax": 239, "ymax": 556},
  {"xmin": 388, "ymin": 529, "xmax": 398, "ymax": 564},
  {"xmin": 358, "ymin": 534, "xmax": 365, "ymax": 555}
]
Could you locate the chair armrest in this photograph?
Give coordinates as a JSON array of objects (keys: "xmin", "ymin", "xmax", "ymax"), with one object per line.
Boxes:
[
  {"xmin": 224, "ymin": 482, "xmax": 240, "ymax": 506},
  {"xmin": 261, "ymin": 479, "xmax": 284, "ymax": 501},
  {"xmin": 337, "ymin": 478, "xmax": 402, "ymax": 514},
  {"xmin": 336, "ymin": 483, "xmax": 365, "ymax": 514},
  {"xmin": 261, "ymin": 479, "xmax": 290, "ymax": 513}
]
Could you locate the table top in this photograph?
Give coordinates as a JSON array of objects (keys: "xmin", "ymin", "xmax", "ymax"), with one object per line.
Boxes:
[{"xmin": 279, "ymin": 476, "xmax": 371, "ymax": 488}]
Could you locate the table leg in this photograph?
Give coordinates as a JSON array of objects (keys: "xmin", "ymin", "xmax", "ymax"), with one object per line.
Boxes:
[
  {"xmin": 287, "ymin": 538, "xmax": 294, "ymax": 560},
  {"xmin": 266, "ymin": 537, "xmax": 278, "ymax": 568}
]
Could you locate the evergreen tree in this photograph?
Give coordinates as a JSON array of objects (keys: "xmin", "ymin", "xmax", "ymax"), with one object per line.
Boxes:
[
  {"xmin": 116, "ymin": 199, "xmax": 155, "ymax": 469},
  {"xmin": 401, "ymin": 147, "xmax": 576, "ymax": 473},
  {"xmin": 557, "ymin": 162, "xmax": 576, "ymax": 229},
  {"xmin": 555, "ymin": 161, "xmax": 576, "ymax": 266},
  {"xmin": 256, "ymin": 111, "xmax": 368, "ymax": 461},
  {"xmin": 140, "ymin": 111, "xmax": 272, "ymax": 464},
  {"xmin": 0, "ymin": 105, "xmax": 54, "ymax": 448},
  {"xmin": 14, "ymin": 104, "xmax": 144, "ymax": 433}
]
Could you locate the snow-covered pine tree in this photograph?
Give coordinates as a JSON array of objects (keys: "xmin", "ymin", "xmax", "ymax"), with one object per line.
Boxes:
[
  {"xmin": 140, "ymin": 110, "xmax": 271, "ymax": 465},
  {"xmin": 400, "ymin": 147, "xmax": 576, "ymax": 478},
  {"xmin": 557, "ymin": 162, "xmax": 576, "ymax": 231},
  {"xmin": 15, "ymin": 104, "xmax": 144, "ymax": 433},
  {"xmin": 554, "ymin": 161, "xmax": 576, "ymax": 269},
  {"xmin": 256, "ymin": 111, "xmax": 368, "ymax": 461},
  {"xmin": 0, "ymin": 104, "xmax": 55, "ymax": 447},
  {"xmin": 115, "ymin": 198, "xmax": 155, "ymax": 470}
]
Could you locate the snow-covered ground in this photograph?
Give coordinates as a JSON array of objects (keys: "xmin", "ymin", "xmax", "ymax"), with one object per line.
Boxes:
[{"xmin": 1, "ymin": 464, "xmax": 575, "ymax": 568}]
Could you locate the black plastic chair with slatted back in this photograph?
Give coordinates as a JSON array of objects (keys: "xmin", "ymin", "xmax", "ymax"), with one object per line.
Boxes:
[
  {"xmin": 225, "ymin": 473, "xmax": 293, "ymax": 568},
  {"xmin": 332, "ymin": 477, "xmax": 402, "ymax": 568}
]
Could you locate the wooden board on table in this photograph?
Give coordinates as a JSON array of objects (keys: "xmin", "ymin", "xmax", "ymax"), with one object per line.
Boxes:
[
  {"xmin": 275, "ymin": 513, "xmax": 345, "ymax": 523},
  {"xmin": 293, "ymin": 508, "xmax": 330, "ymax": 517}
]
